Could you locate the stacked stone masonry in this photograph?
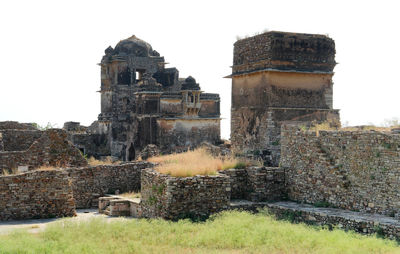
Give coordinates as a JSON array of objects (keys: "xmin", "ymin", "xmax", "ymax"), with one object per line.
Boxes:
[
  {"xmin": 220, "ymin": 167, "xmax": 285, "ymax": 201},
  {"xmin": 281, "ymin": 124, "xmax": 400, "ymax": 216},
  {"xmin": 266, "ymin": 202, "xmax": 400, "ymax": 240},
  {"xmin": 0, "ymin": 129, "xmax": 87, "ymax": 173},
  {"xmin": 140, "ymin": 168, "xmax": 231, "ymax": 220},
  {"xmin": 68, "ymin": 162, "xmax": 152, "ymax": 208},
  {"xmin": 0, "ymin": 130, "xmax": 42, "ymax": 151},
  {"xmin": 0, "ymin": 170, "xmax": 76, "ymax": 220}
]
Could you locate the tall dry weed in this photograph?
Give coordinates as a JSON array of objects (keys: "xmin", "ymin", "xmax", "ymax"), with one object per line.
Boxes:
[{"xmin": 148, "ymin": 148, "xmax": 240, "ymax": 177}]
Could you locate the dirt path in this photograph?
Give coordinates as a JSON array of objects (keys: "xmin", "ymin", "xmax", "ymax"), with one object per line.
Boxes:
[{"xmin": 0, "ymin": 209, "xmax": 133, "ymax": 234}]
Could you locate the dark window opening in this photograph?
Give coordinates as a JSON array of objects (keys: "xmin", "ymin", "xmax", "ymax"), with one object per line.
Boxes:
[
  {"xmin": 128, "ymin": 144, "xmax": 135, "ymax": 161},
  {"xmin": 118, "ymin": 67, "xmax": 131, "ymax": 85},
  {"xmin": 79, "ymin": 148, "xmax": 85, "ymax": 155}
]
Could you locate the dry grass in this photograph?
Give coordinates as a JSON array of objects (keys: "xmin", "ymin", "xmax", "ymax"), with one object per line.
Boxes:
[
  {"xmin": 148, "ymin": 148, "xmax": 242, "ymax": 177},
  {"xmin": 1, "ymin": 168, "xmax": 19, "ymax": 176},
  {"xmin": 87, "ymin": 156, "xmax": 116, "ymax": 166},
  {"xmin": 119, "ymin": 191, "xmax": 141, "ymax": 199},
  {"xmin": 36, "ymin": 166, "xmax": 56, "ymax": 171},
  {"xmin": 301, "ymin": 120, "xmax": 396, "ymax": 136}
]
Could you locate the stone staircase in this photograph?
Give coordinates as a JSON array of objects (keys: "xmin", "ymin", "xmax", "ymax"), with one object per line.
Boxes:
[{"xmin": 99, "ymin": 195, "xmax": 141, "ymax": 217}]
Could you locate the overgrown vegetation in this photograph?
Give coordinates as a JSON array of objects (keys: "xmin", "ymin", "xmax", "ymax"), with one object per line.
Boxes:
[
  {"xmin": 300, "ymin": 119, "xmax": 399, "ymax": 136},
  {"xmin": 87, "ymin": 156, "xmax": 117, "ymax": 166},
  {"xmin": 32, "ymin": 122, "xmax": 58, "ymax": 130},
  {"xmin": 0, "ymin": 210, "xmax": 399, "ymax": 254},
  {"xmin": 148, "ymin": 148, "xmax": 246, "ymax": 177},
  {"xmin": 119, "ymin": 191, "xmax": 141, "ymax": 199}
]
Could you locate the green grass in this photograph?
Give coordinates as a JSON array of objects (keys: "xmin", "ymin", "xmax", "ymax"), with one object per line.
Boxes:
[{"xmin": 0, "ymin": 210, "xmax": 399, "ymax": 254}]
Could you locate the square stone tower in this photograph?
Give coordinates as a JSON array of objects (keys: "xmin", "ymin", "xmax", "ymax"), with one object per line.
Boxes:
[{"xmin": 229, "ymin": 31, "xmax": 340, "ymax": 165}]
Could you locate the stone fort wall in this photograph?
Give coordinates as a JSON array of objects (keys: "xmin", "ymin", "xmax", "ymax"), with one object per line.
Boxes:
[{"xmin": 281, "ymin": 124, "xmax": 400, "ymax": 216}]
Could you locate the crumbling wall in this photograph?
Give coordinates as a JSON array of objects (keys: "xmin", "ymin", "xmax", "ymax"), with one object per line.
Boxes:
[
  {"xmin": 68, "ymin": 133, "xmax": 110, "ymax": 159},
  {"xmin": 233, "ymin": 31, "xmax": 335, "ymax": 74},
  {"xmin": 141, "ymin": 168, "xmax": 230, "ymax": 220},
  {"xmin": 0, "ymin": 129, "xmax": 87, "ymax": 172},
  {"xmin": 157, "ymin": 118, "xmax": 220, "ymax": 153},
  {"xmin": 0, "ymin": 170, "xmax": 76, "ymax": 220},
  {"xmin": 281, "ymin": 124, "xmax": 400, "ymax": 216},
  {"xmin": 1, "ymin": 130, "xmax": 43, "ymax": 151},
  {"xmin": 0, "ymin": 121, "xmax": 37, "ymax": 130},
  {"xmin": 231, "ymin": 107, "xmax": 339, "ymax": 165},
  {"xmin": 67, "ymin": 162, "xmax": 153, "ymax": 208}
]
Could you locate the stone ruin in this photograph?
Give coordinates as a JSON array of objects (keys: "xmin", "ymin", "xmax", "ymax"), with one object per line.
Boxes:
[
  {"xmin": 228, "ymin": 31, "xmax": 340, "ymax": 165},
  {"xmin": 1, "ymin": 31, "xmax": 400, "ymax": 240},
  {"xmin": 0, "ymin": 121, "xmax": 87, "ymax": 173},
  {"xmin": 65, "ymin": 35, "xmax": 221, "ymax": 161}
]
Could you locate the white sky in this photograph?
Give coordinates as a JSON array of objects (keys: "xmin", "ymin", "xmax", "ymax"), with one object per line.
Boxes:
[{"xmin": 0, "ymin": 0, "xmax": 399, "ymax": 139}]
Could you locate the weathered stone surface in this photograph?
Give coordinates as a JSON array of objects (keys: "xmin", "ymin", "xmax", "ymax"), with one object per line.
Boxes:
[
  {"xmin": 138, "ymin": 144, "xmax": 160, "ymax": 160},
  {"xmin": 221, "ymin": 167, "xmax": 285, "ymax": 201},
  {"xmin": 233, "ymin": 31, "xmax": 336, "ymax": 74},
  {"xmin": 0, "ymin": 121, "xmax": 37, "ymax": 130},
  {"xmin": 1, "ymin": 130, "xmax": 43, "ymax": 151},
  {"xmin": 0, "ymin": 170, "xmax": 76, "ymax": 220},
  {"xmin": 281, "ymin": 124, "xmax": 400, "ymax": 216},
  {"xmin": 266, "ymin": 202, "xmax": 400, "ymax": 240},
  {"xmin": 229, "ymin": 31, "xmax": 340, "ymax": 166},
  {"xmin": 68, "ymin": 35, "xmax": 221, "ymax": 162},
  {"xmin": 140, "ymin": 168, "xmax": 231, "ymax": 220},
  {"xmin": 67, "ymin": 161, "xmax": 153, "ymax": 208},
  {"xmin": 0, "ymin": 129, "xmax": 87, "ymax": 173}
]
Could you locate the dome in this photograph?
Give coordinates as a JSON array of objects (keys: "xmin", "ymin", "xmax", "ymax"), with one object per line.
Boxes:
[
  {"xmin": 181, "ymin": 76, "xmax": 200, "ymax": 90},
  {"xmin": 111, "ymin": 35, "xmax": 157, "ymax": 57}
]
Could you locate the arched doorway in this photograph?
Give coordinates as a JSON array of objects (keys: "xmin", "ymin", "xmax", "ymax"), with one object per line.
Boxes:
[{"xmin": 127, "ymin": 143, "xmax": 135, "ymax": 161}]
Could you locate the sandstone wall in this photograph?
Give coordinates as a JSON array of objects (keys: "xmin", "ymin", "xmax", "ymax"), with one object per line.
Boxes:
[
  {"xmin": 68, "ymin": 162, "xmax": 153, "ymax": 208},
  {"xmin": 281, "ymin": 125, "xmax": 400, "ymax": 216},
  {"xmin": 141, "ymin": 168, "xmax": 230, "ymax": 220},
  {"xmin": 0, "ymin": 170, "xmax": 76, "ymax": 220}
]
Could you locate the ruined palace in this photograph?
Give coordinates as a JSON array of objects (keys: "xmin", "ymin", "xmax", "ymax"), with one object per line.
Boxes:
[
  {"xmin": 67, "ymin": 35, "xmax": 221, "ymax": 160},
  {"xmin": 229, "ymin": 31, "xmax": 340, "ymax": 165}
]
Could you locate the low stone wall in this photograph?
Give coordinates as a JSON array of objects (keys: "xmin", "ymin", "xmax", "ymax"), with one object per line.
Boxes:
[
  {"xmin": 0, "ymin": 130, "xmax": 43, "ymax": 151},
  {"xmin": 266, "ymin": 202, "xmax": 400, "ymax": 240},
  {"xmin": 220, "ymin": 168, "xmax": 249, "ymax": 199},
  {"xmin": 0, "ymin": 129, "xmax": 87, "ymax": 173},
  {"xmin": 68, "ymin": 162, "xmax": 153, "ymax": 208},
  {"xmin": 281, "ymin": 124, "xmax": 400, "ymax": 216},
  {"xmin": 141, "ymin": 168, "xmax": 231, "ymax": 220},
  {"xmin": 0, "ymin": 170, "xmax": 76, "ymax": 220},
  {"xmin": 221, "ymin": 167, "xmax": 286, "ymax": 202},
  {"xmin": 246, "ymin": 167, "xmax": 286, "ymax": 202}
]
